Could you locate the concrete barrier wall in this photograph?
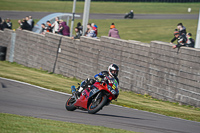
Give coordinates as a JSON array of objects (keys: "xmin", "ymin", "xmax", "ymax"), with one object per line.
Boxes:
[
  {"xmin": 14, "ymin": 30, "xmax": 61, "ymax": 72},
  {"xmin": 0, "ymin": 29, "xmax": 13, "ymax": 60},
  {"xmin": 0, "ymin": 29, "xmax": 199, "ymax": 107},
  {"xmin": 147, "ymin": 41, "xmax": 200, "ymax": 106}
]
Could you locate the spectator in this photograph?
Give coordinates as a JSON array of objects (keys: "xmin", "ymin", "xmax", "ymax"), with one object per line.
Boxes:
[
  {"xmin": 41, "ymin": 23, "xmax": 47, "ymax": 35},
  {"xmin": 29, "ymin": 16, "xmax": 34, "ymax": 30},
  {"xmin": 0, "ymin": 17, "xmax": 3, "ymax": 30},
  {"xmin": 1, "ymin": 19, "xmax": 7, "ymax": 30},
  {"xmin": 57, "ymin": 20, "xmax": 63, "ymax": 35},
  {"xmin": 6, "ymin": 18, "xmax": 12, "ymax": 29},
  {"xmin": 177, "ymin": 23, "xmax": 186, "ymax": 35},
  {"xmin": 170, "ymin": 23, "xmax": 187, "ymax": 44},
  {"xmin": 77, "ymin": 22, "xmax": 83, "ymax": 35},
  {"xmin": 108, "ymin": 23, "xmax": 120, "ymax": 39},
  {"xmin": 46, "ymin": 20, "xmax": 52, "ymax": 32},
  {"xmin": 18, "ymin": 18, "xmax": 32, "ymax": 31},
  {"xmin": 26, "ymin": 16, "xmax": 31, "ymax": 27},
  {"xmin": 186, "ymin": 33, "xmax": 195, "ymax": 48},
  {"xmin": 51, "ymin": 17, "xmax": 59, "ymax": 34},
  {"xmin": 71, "ymin": 27, "xmax": 82, "ymax": 39},
  {"xmin": 172, "ymin": 31, "xmax": 187, "ymax": 49},
  {"xmin": 85, "ymin": 23, "xmax": 97, "ymax": 38},
  {"xmin": 91, "ymin": 23, "xmax": 98, "ymax": 36},
  {"xmin": 58, "ymin": 21, "xmax": 70, "ymax": 36}
]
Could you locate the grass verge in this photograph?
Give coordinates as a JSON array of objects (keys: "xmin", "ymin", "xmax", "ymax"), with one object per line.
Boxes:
[
  {"xmin": 0, "ymin": 113, "xmax": 138, "ymax": 133},
  {"xmin": 0, "ymin": 0, "xmax": 200, "ymax": 14},
  {"xmin": 0, "ymin": 61, "xmax": 200, "ymax": 122}
]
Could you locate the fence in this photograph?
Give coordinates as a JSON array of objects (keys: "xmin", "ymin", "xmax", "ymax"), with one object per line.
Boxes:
[{"xmin": 0, "ymin": 29, "xmax": 200, "ymax": 107}]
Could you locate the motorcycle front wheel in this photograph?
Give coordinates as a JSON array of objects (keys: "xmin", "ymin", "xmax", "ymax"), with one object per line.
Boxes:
[
  {"xmin": 65, "ymin": 96, "xmax": 76, "ymax": 111},
  {"xmin": 88, "ymin": 95, "xmax": 108, "ymax": 114}
]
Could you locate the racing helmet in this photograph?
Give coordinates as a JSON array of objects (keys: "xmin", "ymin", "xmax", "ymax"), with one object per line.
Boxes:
[{"xmin": 108, "ymin": 64, "xmax": 119, "ymax": 78}]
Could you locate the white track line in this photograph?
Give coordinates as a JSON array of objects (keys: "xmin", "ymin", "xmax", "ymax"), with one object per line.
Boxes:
[{"xmin": 0, "ymin": 77, "xmax": 70, "ymax": 96}]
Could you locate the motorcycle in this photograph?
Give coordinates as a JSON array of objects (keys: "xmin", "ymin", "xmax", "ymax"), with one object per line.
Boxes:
[
  {"xmin": 65, "ymin": 77, "xmax": 119, "ymax": 114},
  {"xmin": 124, "ymin": 12, "xmax": 134, "ymax": 19}
]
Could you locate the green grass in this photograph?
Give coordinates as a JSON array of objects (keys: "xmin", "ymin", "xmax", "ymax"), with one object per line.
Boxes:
[
  {"xmin": 88, "ymin": 19, "xmax": 198, "ymax": 43},
  {"xmin": 0, "ymin": 61, "xmax": 200, "ymax": 123},
  {"xmin": 0, "ymin": 0, "xmax": 200, "ymax": 14},
  {"xmin": 0, "ymin": 113, "xmax": 139, "ymax": 133},
  {"xmin": 11, "ymin": 19, "xmax": 198, "ymax": 43}
]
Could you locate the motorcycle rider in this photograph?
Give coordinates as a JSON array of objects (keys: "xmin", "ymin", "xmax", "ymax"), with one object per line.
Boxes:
[
  {"xmin": 76, "ymin": 64, "xmax": 119, "ymax": 97},
  {"xmin": 124, "ymin": 10, "xmax": 134, "ymax": 19}
]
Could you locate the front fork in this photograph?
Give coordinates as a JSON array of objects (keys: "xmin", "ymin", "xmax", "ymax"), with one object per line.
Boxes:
[{"xmin": 94, "ymin": 92, "xmax": 102, "ymax": 102}]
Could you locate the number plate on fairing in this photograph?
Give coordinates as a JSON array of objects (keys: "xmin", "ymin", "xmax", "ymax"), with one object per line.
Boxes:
[{"xmin": 89, "ymin": 87, "xmax": 99, "ymax": 97}]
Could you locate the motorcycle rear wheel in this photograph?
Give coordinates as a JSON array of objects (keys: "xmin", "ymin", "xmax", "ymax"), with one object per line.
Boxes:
[
  {"xmin": 88, "ymin": 95, "xmax": 108, "ymax": 114},
  {"xmin": 65, "ymin": 96, "xmax": 76, "ymax": 111}
]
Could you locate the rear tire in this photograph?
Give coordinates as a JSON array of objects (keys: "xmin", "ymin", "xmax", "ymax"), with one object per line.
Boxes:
[
  {"xmin": 65, "ymin": 96, "xmax": 76, "ymax": 111},
  {"xmin": 88, "ymin": 95, "xmax": 108, "ymax": 114}
]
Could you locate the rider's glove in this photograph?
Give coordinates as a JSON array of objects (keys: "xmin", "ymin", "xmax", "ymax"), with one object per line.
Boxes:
[{"xmin": 97, "ymin": 77, "xmax": 102, "ymax": 82}]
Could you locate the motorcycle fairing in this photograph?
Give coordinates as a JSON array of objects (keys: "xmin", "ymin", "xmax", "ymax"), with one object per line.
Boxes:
[
  {"xmin": 89, "ymin": 86, "xmax": 100, "ymax": 97},
  {"xmin": 73, "ymin": 89, "xmax": 90, "ymax": 109}
]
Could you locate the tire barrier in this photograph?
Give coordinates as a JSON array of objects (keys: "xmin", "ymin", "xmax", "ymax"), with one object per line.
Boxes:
[{"xmin": 0, "ymin": 46, "xmax": 7, "ymax": 61}]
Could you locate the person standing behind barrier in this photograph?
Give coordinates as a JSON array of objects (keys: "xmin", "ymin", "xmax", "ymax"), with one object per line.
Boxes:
[
  {"xmin": 172, "ymin": 31, "xmax": 187, "ymax": 49},
  {"xmin": 51, "ymin": 17, "xmax": 59, "ymax": 34},
  {"xmin": 26, "ymin": 16, "xmax": 34, "ymax": 31},
  {"xmin": 0, "ymin": 18, "xmax": 7, "ymax": 30},
  {"xmin": 58, "ymin": 21, "xmax": 70, "ymax": 37},
  {"xmin": 108, "ymin": 23, "xmax": 120, "ymax": 39},
  {"xmin": 6, "ymin": 18, "xmax": 12, "ymax": 29},
  {"xmin": 91, "ymin": 23, "xmax": 98, "ymax": 36},
  {"xmin": 77, "ymin": 22, "xmax": 83, "ymax": 35},
  {"xmin": 85, "ymin": 23, "xmax": 97, "ymax": 38},
  {"xmin": 46, "ymin": 20, "xmax": 52, "ymax": 32},
  {"xmin": 41, "ymin": 23, "xmax": 47, "ymax": 35},
  {"xmin": 177, "ymin": 23, "xmax": 186, "ymax": 35},
  {"xmin": 186, "ymin": 33, "xmax": 195, "ymax": 48},
  {"xmin": 18, "ymin": 18, "xmax": 32, "ymax": 31},
  {"xmin": 71, "ymin": 27, "xmax": 82, "ymax": 39},
  {"xmin": 170, "ymin": 23, "xmax": 186, "ymax": 44},
  {"xmin": 29, "ymin": 16, "xmax": 34, "ymax": 30},
  {"xmin": 0, "ymin": 17, "xmax": 2, "ymax": 30},
  {"xmin": 26, "ymin": 16, "xmax": 31, "ymax": 27}
]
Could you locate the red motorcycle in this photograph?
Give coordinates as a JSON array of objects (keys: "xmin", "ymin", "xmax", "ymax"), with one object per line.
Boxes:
[{"xmin": 65, "ymin": 77, "xmax": 119, "ymax": 114}]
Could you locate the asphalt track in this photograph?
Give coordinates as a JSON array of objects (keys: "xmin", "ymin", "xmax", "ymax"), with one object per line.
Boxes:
[
  {"xmin": 1, "ymin": 77, "xmax": 200, "ymax": 133},
  {"xmin": 0, "ymin": 10, "xmax": 198, "ymax": 20}
]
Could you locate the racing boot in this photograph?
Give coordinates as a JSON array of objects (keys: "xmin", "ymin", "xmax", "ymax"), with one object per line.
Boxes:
[
  {"xmin": 71, "ymin": 85, "xmax": 78, "ymax": 99},
  {"xmin": 76, "ymin": 79, "xmax": 88, "ymax": 98},
  {"xmin": 76, "ymin": 78, "xmax": 96, "ymax": 98}
]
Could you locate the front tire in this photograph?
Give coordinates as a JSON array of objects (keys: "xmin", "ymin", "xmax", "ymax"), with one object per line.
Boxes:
[
  {"xmin": 88, "ymin": 95, "xmax": 108, "ymax": 114},
  {"xmin": 65, "ymin": 96, "xmax": 76, "ymax": 111}
]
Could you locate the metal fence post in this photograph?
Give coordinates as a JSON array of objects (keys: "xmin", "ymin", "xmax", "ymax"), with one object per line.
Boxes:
[
  {"xmin": 195, "ymin": 9, "xmax": 200, "ymax": 48},
  {"xmin": 9, "ymin": 31, "xmax": 16, "ymax": 62},
  {"xmin": 82, "ymin": 0, "xmax": 91, "ymax": 35},
  {"xmin": 70, "ymin": 0, "xmax": 77, "ymax": 37}
]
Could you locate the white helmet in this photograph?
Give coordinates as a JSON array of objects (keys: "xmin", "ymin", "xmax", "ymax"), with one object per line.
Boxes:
[{"xmin": 108, "ymin": 64, "xmax": 119, "ymax": 78}]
